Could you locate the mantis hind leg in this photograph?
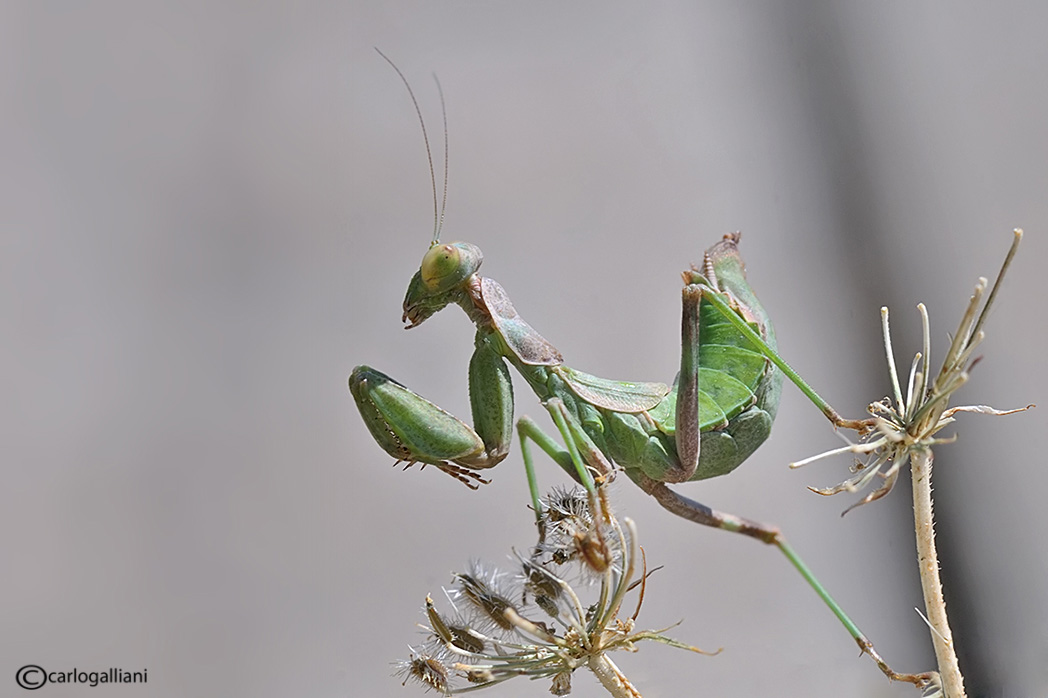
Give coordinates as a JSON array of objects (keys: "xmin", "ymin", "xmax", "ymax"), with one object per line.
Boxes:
[
  {"xmin": 691, "ymin": 276, "xmax": 874, "ymax": 434},
  {"xmin": 670, "ymin": 281, "xmax": 781, "ymax": 484},
  {"xmin": 668, "ymin": 284, "xmax": 703, "ymax": 481},
  {"xmin": 634, "ymin": 473, "xmax": 936, "ymax": 690}
]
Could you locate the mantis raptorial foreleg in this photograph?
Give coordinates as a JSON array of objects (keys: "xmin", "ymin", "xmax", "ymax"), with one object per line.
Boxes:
[{"xmin": 350, "ymin": 334, "xmax": 517, "ymax": 488}]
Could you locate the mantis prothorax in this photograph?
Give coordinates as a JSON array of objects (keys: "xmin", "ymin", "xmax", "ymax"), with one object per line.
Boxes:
[{"xmin": 351, "ymin": 53, "xmax": 934, "ymax": 690}]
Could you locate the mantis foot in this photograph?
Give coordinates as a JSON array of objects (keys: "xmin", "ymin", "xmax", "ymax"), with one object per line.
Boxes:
[
  {"xmin": 823, "ymin": 408, "xmax": 878, "ymax": 436},
  {"xmin": 397, "ymin": 460, "xmax": 491, "ymax": 489},
  {"xmin": 854, "ymin": 636, "xmax": 939, "ymax": 690}
]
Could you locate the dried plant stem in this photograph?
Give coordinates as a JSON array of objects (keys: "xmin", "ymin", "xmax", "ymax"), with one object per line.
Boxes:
[
  {"xmin": 911, "ymin": 448, "xmax": 965, "ymax": 698},
  {"xmin": 588, "ymin": 655, "xmax": 642, "ymax": 698}
]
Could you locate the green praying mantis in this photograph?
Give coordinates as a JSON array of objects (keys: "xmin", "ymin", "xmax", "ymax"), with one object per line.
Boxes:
[
  {"xmin": 350, "ymin": 235, "xmax": 930, "ymax": 686},
  {"xmin": 351, "ymin": 54, "xmax": 933, "ymax": 690}
]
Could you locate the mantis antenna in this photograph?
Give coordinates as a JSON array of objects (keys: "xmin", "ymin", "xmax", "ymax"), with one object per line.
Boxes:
[{"xmin": 374, "ymin": 48, "xmax": 448, "ymax": 246}]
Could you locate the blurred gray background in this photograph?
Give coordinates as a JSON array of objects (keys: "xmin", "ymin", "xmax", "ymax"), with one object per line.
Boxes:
[{"xmin": 2, "ymin": 2, "xmax": 1046, "ymax": 697}]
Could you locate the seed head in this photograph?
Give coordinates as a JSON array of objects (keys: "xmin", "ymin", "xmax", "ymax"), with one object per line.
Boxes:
[
  {"xmin": 396, "ymin": 486, "xmax": 715, "ymax": 695},
  {"xmin": 792, "ymin": 230, "xmax": 1032, "ymax": 513},
  {"xmin": 395, "ymin": 651, "xmax": 451, "ymax": 695}
]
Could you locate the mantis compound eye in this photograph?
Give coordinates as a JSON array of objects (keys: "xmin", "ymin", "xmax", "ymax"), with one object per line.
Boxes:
[{"xmin": 420, "ymin": 242, "xmax": 483, "ymax": 292}]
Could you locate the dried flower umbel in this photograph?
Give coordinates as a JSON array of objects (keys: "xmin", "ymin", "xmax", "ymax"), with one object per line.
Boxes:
[
  {"xmin": 792, "ymin": 230, "xmax": 1032, "ymax": 698},
  {"xmin": 792, "ymin": 230, "xmax": 1031, "ymax": 512},
  {"xmin": 395, "ymin": 487, "xmax": 714, "ymax": 697}
]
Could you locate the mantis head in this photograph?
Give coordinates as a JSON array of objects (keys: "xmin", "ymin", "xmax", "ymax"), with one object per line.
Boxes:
[{"xmin": 402, "ymin": 241, "xmax": 483, "ymax": 328}]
